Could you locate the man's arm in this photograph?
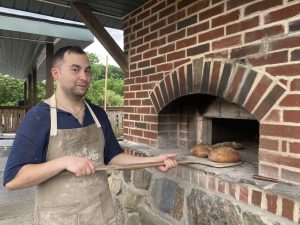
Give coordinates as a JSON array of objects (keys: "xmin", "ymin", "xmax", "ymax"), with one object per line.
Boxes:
[
  {"xmin": 108, "ymin": 153, "xmax": 177, "ymax": 172},
  {"xmin": 5, "ymin": 156, "xmax": 95, "ymax": 190}
]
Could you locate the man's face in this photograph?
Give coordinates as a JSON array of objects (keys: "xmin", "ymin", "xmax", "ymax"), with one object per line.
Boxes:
[{"xmin": 53, "ymin": 51, "xmax": 91, "ymax": 97}]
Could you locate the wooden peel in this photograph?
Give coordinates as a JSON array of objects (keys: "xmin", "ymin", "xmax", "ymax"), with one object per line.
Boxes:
[{"xmin": 93, "ymin": 156, "xmax": 243, "ymax": 171}]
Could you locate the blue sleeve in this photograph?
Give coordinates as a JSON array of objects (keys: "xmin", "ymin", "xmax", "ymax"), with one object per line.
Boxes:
[
  {"xmin": 94, "ymin": 106, "xmax": 123, "ymax": 164},
  {"xmin": 3, "ymin": 105, "xmax": 50, "ymax": 185}
]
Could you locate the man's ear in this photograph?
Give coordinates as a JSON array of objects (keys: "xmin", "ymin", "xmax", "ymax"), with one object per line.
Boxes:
[{"xmin": 51, "ymin": 68, "xmax": 59, "ymax": 80}]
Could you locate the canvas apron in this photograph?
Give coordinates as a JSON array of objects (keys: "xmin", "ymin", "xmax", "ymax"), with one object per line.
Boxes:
[{"xmin": 33, "ymin": 94, "xmax": 115, "ymax": 225}]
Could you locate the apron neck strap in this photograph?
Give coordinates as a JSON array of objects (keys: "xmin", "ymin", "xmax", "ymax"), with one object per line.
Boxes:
[{"xmin": 49, "ymin": 94, "xmax": 101, "ymax": 136}]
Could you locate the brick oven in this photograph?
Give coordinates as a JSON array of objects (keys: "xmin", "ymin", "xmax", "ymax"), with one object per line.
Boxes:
[{"xmin": 110, "ymin": 1, "xmax": 300, "ymax": 225}]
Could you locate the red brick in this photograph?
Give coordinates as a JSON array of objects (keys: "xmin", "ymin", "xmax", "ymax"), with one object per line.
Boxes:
[
  {"xmin": 239, "ymin": 185, "xmax": 248, "ymax": 204},
  {"xmin": 138, "ymin": 60, "xmax": 150, "ymax": 68},
  {"xmin": 154, "ymin": 86, "xmax": 164, "ymax": 108},
  {"xmin": 266, "ymin": 63, "xmax": 300, "ymax": 76},
  {"xmin": 137, "ymin": 9, "xmax": 150, "ymax": 22},
  {"xmin": 178, "ymin": 0, "xmax": 199, "ymax": 9},
  {"xmin": 168, "ymin": 29, "xmax": 186, "ymax": 42},
  {"xmin": 187, "ymin": 21, "xmax": 209, "ymax": 36},
  {"xmin": 291, "ymin": 79, "xmax": 300, "ymax": 91},
  {"xmin": 260, "ymin": 149, "xmax": 300, "ymax": 169},
  {"xmin": 135, "ymin": 76, "xmax": 148, "ymax": 83},
  {"xmin": 133, "ymin": 21, "xmax": 143, "ymax": 31},
  {"xmin": 283, "ymin": 110, "xmax": 300, "ymax": 123},
  {"xmin": 259, "ymin": 163, "xmax": 279, "ymax": 179},
  {"xmin": 198, "ymin": 27, "xmax": 224, "ymax": 43},
  {"xmin": 226, "ymin": 16, "xmax": 259, "ymax": 35},
  {"xmin": 212, "ymin": 35, "xmax": 242, "ymax": 50},
  {"xmin": 167, "ymin": 50, "xmax": 186, "ymax": 61},
  {"xmin": 245, "ymin": 0, "xmax": 282, "ymax": 16},
  {"xmin": 244, "ymin": 75, "xmax": 272, "ymax": 112},
  {"xmin": 290, "ymin": 142, "xmax": 300, "ymax": 154},
  {"xmin": 144, "ymin": 32, "xmax": 158, "ymax": 43},
  {"xmin": 130, "ymin": 84, "xmax": 142, "ymax": 91},
  {"xmin": 131, "ymin": 54, "xmax": 142, "ymax": 62},
  {"xmin": 261, "ymin": 124, "xmax": 300, "ymax": 139},
  {"xmin": 128, "ymin": 17, "xmax": 136, "ymax": 26},
  {"xmin": 227, "ymin": 0, "xmax": 251, "ymax": 10},
  {"xmin": 198, "ymin": 4, "xmax": 224, "ymax": 21},
  {"xmin": 159, "ymin": 43, "xmax": 175, "ymax": 54},
  {"xmin": 124, "ymin": 91, "xmax": 135, "ymax": 99},
  {"xmin": 130, "ymin": 70, "xmax": 142, "ymax": 78},
  {"xmin": 159, "ymin": 5, "xmax": 176, "ymax": 19},
  {"xmin": 252, "ymin": 190, "xmax": 262, "ymax": 207},
  {"xmin": 208, "ymin": 61, "xmax": 221, "ymax": 95},
  {"xmin": 159, "ymin": 24, "xmax": 176, "ymax": 36},
  {"xmin": 165, "ymin": 75, "xmax": 174, "ymax": 101},
  {"xmin": 231, "ymin": 44, "xmax": 260, "ymax": 58},
  {"xmin": 150, "ymin": 19, "xmax": 167, "ymax": 32},
  {"xmin": 142, "ymin": 82, "xmax": 156, "ymax": 90},
  {"xmin": 143, "ymin": 49, "xmax": 157, "ymax": 59},
  {"xmin": 151, "ymin": 56, "xmax": 166, "ymax": 66},
  {"xmin": 265, "ymin": 3, "xmax": 300, "ymax": 24},
  {"xmin": 245, "ymin": 25, "xmax": 284, "ymax": 43},
  {"xmin": 259, "ymin": 138, "xmax": 279, "ymax": 151},
  {"xmin": 176, "ymin": 37, "xmax": 197, "ymax": 50},
  {"xmin": 130, "ymin": 63, "xmax": 136, "ymax": 70},
  {"xmin": 282, "ymin": 140, "xmax": 287, "ymax": 152},
  {"xmin": 186, "ymin": 0, "xmax": 210, "ymax": 14},
  {"xmin": 280, "ymin": 94, "xmax": 300, "ymax": 107},
  {"xmin": 282, "ymin": 198, "xmax": 294, "ymax": 221},
  {"xmin": 205, "ymin": 50, "xmax": 229, "ymax": 59},
  {"xmin": 124, "ymin": 134, "xmax": 134, "ymax": 142},
  {"xmin": 178, "ymin": 67, "xmax": 186, "ymax": 95},
  {"xmin": 282, "ymin": 169, "xmax": 300, "ymax": 184},
  {"xmin": 129, "ymin": 99, "xmax": 141, "ymax": 106},
  {"xmin": 144, "ymin": 115, "xmax": 158, "ymax": 123},
  {"xmin": 151, "ymin": 37, "xmax": 166, "ymax": 48},
  {"xmin": 157, "ymin": 63, "xmax": 173, "ymax": 72},
  {"xmin": 129, "ymin": 114, "xmax": 141, "ymax": 121},
  {"xmin": 266, "ymin": 193, "xmax": 278, "ymax": 214},
  {"xmin": 149, "ymin": 73, "xmax": 164, "ymax": 82},
  {"xmin": 248, "ymin": 51, "xmax": 288, "ymax": 66},
  {"xmin": 151, "ymin": 1, "xmax": 166, "ymax": 14},
  {"xmin": 167, "ymin": 10, "xmax": 186, "ymax": 24},
  {"xmin": 124, "ymin": 107, "xmax": 135, "ymax": 114},
  {"xmin": 174, "ymin": 59, "xmax": 190, "ymax": 68},
  {"xmin": 270, "ymin": 36, "xmax": 300, "ymax": 51},
  {"xmin": 212, "ymin": 10, "xmax": 240, "ymax": 28},
  {"xmin": 136, "ymin": 91, "xmax": 149, "ymax": 99},
  {"xmin": 144, "ymin": 14, "xmax": 157, "ymax": 26},
  {"xmin": 225, "ymin": 66, "xmax": 246, "ymax": 102},
  {"xmin": 144, "ymin": 130, "xmax": 157, "ymax": 139}
]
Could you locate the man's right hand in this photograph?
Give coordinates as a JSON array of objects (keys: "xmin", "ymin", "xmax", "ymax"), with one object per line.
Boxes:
[{"xmin": 64, "ymin": 156, "xmax": 96, "ymax": 176}]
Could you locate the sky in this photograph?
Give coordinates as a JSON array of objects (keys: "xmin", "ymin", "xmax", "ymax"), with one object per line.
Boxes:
[{"xmin": 84, "ymin": 28, "xmax": 124, "ymax": 67}]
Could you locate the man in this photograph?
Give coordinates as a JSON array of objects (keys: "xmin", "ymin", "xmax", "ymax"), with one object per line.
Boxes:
[{"xmin": 3, "ymin": 46, "xmax": 177, "ymax": 225}]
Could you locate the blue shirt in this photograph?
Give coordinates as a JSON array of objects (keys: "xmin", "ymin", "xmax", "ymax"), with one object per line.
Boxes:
[{"xmin": 3, "ymin": 100, "xmax": 123, "ymax": 185}]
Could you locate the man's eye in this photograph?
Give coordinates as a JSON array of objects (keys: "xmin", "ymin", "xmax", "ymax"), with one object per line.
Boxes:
[{"xmin": 72, "ymin": 68, "xmax": 79, "ymax": 72}]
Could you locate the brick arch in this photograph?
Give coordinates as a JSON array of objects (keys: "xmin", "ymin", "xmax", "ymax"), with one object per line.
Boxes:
[{"xmin": 149, "ymin": 57, "xmax": 286, "ymax": 121}]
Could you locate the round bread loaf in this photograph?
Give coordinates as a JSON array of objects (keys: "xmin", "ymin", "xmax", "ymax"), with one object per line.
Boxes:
[
  {"xmin": 213, "ymin": 141, "xmax": 243, "ymax": 150},
  {"xmin": 190, "ymin": 143, "xmax": 212, "ymax": 158},
  {"xmin": 208, "ymin": 147, "xmax": 241, "ymax": 163}
]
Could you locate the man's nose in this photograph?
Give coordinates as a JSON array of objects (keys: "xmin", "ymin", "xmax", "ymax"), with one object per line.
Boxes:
[{"xmin": 79, "ymin": 71, "xmax": 88, "ymax": 81}]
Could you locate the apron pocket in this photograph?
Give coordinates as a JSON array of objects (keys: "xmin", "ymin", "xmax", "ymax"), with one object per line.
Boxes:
[{"xmin": 37, "ymin": 203, "xmax": 79, "ymax": 225}]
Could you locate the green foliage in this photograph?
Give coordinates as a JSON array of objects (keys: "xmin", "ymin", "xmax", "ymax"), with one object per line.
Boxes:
[
  {"xmin": 0, "ymin": 52, "xmax": 124, "ymax": 107},
  {"xmin": 87, "ymin": 53, "xmax": 124, "ymax": 80},
  {"xmin": 0, "ymin": 75, "xmax": 24, "ymax": 106},
  {"xmin": 86, "ymin": 78, "xmax": 124, "ymax": 106}
]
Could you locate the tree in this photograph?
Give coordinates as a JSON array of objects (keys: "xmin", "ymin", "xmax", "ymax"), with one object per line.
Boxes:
[{"xmin": 0, "ymin": 75, "xmax": 24, "ymax": 106}]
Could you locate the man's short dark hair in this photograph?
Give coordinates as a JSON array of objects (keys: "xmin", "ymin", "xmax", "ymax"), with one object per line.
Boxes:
[{"xmin": 52, "ymin": 45, "xmax": 86, "ymax": 67}]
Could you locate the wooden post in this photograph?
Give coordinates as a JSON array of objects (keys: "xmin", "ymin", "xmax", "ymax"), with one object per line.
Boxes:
[
  {"xmin": 32, "ymin": 67, "xmax": 37, "ymax": 105},
  {"xmin": 70, "ymin": 2, "xmax": 128, "ymax": 73},
  {"xmin": 46, "ymin": 43, "xmax": 54, "ymax": 98},
  {"xmin": 104, "ymin": 55, "xmax": 108, "ymax": 111}
]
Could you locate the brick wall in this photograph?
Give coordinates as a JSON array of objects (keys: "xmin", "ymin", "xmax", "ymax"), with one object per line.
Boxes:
[{"xmin": 123, "ymin": 0, "xmax": 300, "ymax": 185}]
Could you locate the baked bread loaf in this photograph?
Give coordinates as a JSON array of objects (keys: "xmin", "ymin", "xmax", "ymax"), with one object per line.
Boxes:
[
  {"xmin": 213, "ymin": 141, "xmax": 243, "ymax": 150},
  {"xmin": 190, "ymin": 143, "xmax": 212, "ymax": 158},
  {"xmin": 208, "ymin": 147, "xmax": 241, "ymax": 163}
]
